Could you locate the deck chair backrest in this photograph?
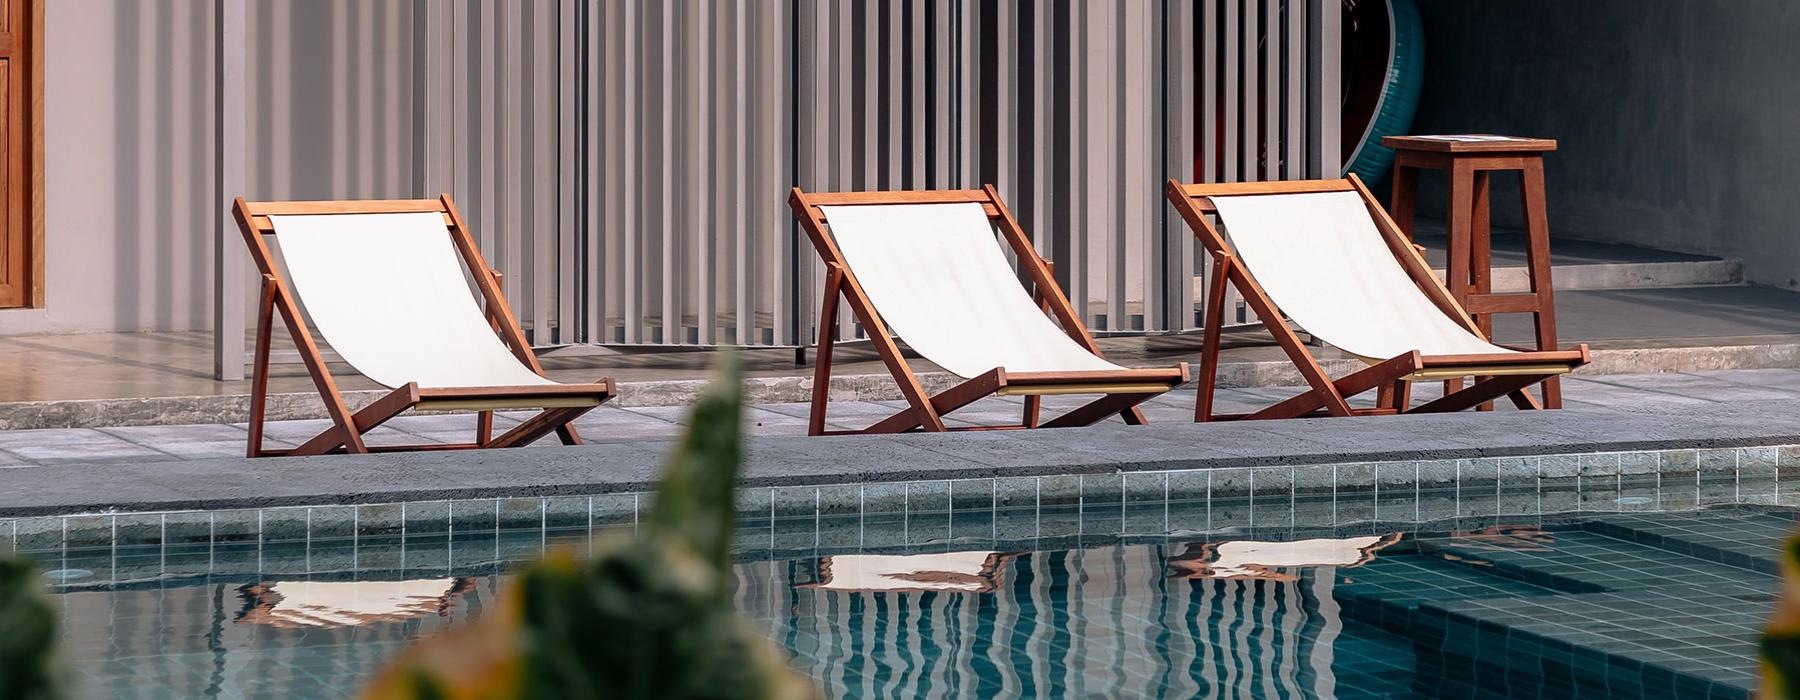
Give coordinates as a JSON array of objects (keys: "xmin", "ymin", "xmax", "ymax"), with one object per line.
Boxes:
[
  {"xmin": 817, "ymin": 202, "xmax": 1122, "ymax": 378},
  {"xmin": 268, "ymin": 211, "xmax": 551, "ymax": 389},
  {"xmin": 1208, "ymin": 190, "xmax": 1514, "ymax": 360}
]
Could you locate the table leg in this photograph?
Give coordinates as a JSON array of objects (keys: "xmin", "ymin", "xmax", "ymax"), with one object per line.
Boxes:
[
  {"xmin": 1444, "ymin": 161, "xmax": 1477, "ymax": 403},
  {"xmin": 1391, "ymin": 165, "xmax": 1420, "ymax": 241},
  {"xmin": 1521, "ymin": 158, "xmax": 1563, "ymax": 408},
  {"xmin": 1472, "ymin": 170, "xmax": 1494, "ymax": 411}
]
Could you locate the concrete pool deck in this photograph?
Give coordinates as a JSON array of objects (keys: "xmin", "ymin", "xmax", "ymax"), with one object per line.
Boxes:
[
  {"xmin": 0, "ymin": 368, "xmax": 1796, "ymax": 517},
  {"xmin": 0, "ymin": 256, "xmax": 1794, "ymax": 429}
]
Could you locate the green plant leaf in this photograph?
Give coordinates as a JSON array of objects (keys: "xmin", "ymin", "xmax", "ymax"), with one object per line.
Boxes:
[
  {"xmin": 0, "ymin": 559, "xmax": 68, "ymax": 700},
  {"xmin": 365, "ymin": 353, "xmax": 817, "ymax": 699},
  {"xmin": 646, "ymin": 350, "xmax": 745, "ymax": 576}
]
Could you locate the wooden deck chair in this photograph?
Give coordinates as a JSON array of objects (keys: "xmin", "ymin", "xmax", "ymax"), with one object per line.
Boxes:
[
  {"xmin": 1164, "ymin": 176, "xmax": 1589, "ymax": 420},
  {"xmin": 233, "ymin": 195, "xmax": 615, "ymax": 457},
  {"xmin": 788, "ymin": 186, "xmax": 1189, "ymax": 435}
]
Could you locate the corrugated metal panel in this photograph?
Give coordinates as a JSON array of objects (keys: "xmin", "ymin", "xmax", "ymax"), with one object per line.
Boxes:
[{"xmin": 216, "ymin": 0, "xmax": 1341, "ymax": 373}]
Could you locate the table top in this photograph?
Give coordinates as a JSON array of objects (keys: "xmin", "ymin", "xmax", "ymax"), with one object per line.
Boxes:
[{"xmin": 1382, "ymin": 134, "xmax": 1557, "ymax": 153}]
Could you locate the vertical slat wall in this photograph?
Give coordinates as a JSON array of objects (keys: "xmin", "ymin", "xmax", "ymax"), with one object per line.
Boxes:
[
  {"xmin": 222, "ymin": 0, "xmax": 1340, "ymax": 366},
  {"xmin": 1197, "ymin": 0, "xmax": 1344, "ymax": 328}
]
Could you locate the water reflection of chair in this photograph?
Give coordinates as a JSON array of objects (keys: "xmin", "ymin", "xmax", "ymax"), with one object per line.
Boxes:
[
  {"xmin": 802, "ymin": 551, "xmax": 1012, "ymax": 593},
  {"xmin": 236, "ymin": 578, "xmax": 475, "ymax": 629},
  {"xmin": 1168, "ymin": 534, "xmax": 1403, "ymax": 582}
]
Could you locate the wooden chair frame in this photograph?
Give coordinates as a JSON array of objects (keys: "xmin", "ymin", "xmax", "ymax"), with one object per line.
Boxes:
[
  {"xmin": 233, "ymin": 195, "xmax": 614, "ymax": 457},
  {"xmin": 1164, "ymin": 175, "xmax": 1588, "ymax": 421},
  {"xmin": 788, "ymin": 186, "xmax": 1189, "ymax": 435}
]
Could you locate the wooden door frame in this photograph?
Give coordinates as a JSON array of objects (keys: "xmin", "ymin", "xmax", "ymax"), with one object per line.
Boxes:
[
  {"xmin": 27, "ymin": 0, "xmax": 41, "ymax": 306},
  {"xmin": 1, "ymin": 0, "xmax": 43, "ymax": 308}
]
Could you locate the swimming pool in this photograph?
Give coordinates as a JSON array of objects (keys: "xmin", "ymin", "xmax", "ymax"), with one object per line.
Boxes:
[{"xmin": 5, "ymin": 459, "xmax": 1788, "ymax": 698}]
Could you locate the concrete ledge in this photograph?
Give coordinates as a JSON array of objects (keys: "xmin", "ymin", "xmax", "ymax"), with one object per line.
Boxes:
[
  {"xmin": 1, "ymin": 399, "xmax": 1796, "ymax": 518},
  {"xmin": 1427, "ymin": 260, "xmax": 1743, "ymax": 293},
  {"xmin": 0, "ymin": 342, "xmax": 1796, "ymax": 430}
]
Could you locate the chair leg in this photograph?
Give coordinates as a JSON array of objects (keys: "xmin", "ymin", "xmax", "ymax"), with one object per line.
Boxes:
[
  {"xmin": 1040, "ymin": 393, "xmax": 1159, "ymax": 429},
  {"xmin": 1507, "ymin": 388, "xmax": 1544, "ymax": 411},
  {"xmin": 863, "ymin": 370, "xmax": 1005, "ymax": 433},
  {"xmin": 289, "ymin": 383, "xmax": 422, "ymax": 456},
  {"xmin": 1409, "ymin": 375, "xmax": 1547, "ymax": 414},
  {"xmin": 476, "ymin": 411, "xmax": 494, "ymax": 446},
  {"xmin": 1244, "ymin": 352, "xmax": 1420, "ymax": 421},
  {"xmin": 1023, "ymin": 396, "xmax": 1041, "ymax": 428},
  {"xmin": 246, "ymin": 276, "xmax": 277, "ymax": 458},
  {"xmin": 1196, "ymin": 255, "xmax": 1232, "ymax": 422},
  {"xmin": 491, "ymin": 405, "xmax": 599, "ymax": 448},
  {"xmin": 809, "ymin": 269, "xmax": 844, "ymax": 436}
]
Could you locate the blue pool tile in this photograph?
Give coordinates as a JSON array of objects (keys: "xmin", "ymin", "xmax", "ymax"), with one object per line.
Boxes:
[
  {"xmin": 448, "ymin": 499, "xmax": 498, "ymax": 533},
  {"xmin": 1619, "ymin": 451, "xmax": 1660, "ymax": 476},
  {"xmin": 1580, "ymin": 452, "xmax": 1622, "ymax": 478},
  {"xmin": 772, "ymin": 486, "xmax": 819, "ymax": 519},
  {"xmin": 1250, "ymin": 466, "xmax": 1294, "ymax": 498},
  {"xmin": 1166, "ymin": 470, "xmax": 1209, "ymax": 502},
  {"xmin": 1210, "ymin": 467, "xmax": 1252, "ymax": 498},
  {"xmin": 994, "ymin": 476, "xmax": 1039, "ymax": 509},
  {"xmin": 1698, "ymin": 448, "xmax": 1737, "ymax": 480},
  {"xmin": 1078, "ymin": 473, "xmax": 1123, "ymax": 505},
  {"xmin": 817, "ymin": 484, "xmax": 863, "ymax": 516},
  {"xmin": 496, "ymin": 498, "xmax": 544, "ymax": 531},
  {"xmin": 1541, "ymin": 454, "xmax": 1581, "ymax": 479},
  {"xmin": 1122, "ymin": 471, "xmax": 1167, "ymax": 502},
  {"xmin": 402, "ymin": 500, "xmax": 451, "ymax": 535},
  {"xmin": 589, "ymin": 493, "xmax": 636, "ymax": 528},
  {"xmin": 1038, "ymin": 475, "xmax": 1080, "ymax": 507},
  {"xmin": 862, "ymin": 483, "xmax": 907, "ymax": 514},
  {"xmin": 543, "ymin": 495, "xmax": 590, "ymax": 530},
  {"xmin": 309, "ymin": 505, "xmax": 358, "ymax": 540},
  {"xmin": 907, "ymin": 480, "xmax": 952, "ymax": 514},
  {"xmin": 1293, "ymin": 464, "xmax": 1334, "ymax": 494},
  {"xmin": 357, "ymin": 503, "xmax": 405, "ymax": 537}
]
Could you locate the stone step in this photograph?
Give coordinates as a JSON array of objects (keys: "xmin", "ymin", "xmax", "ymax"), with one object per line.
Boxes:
[
  {"xmin": 1190, "ymin": 258, "xmax": 1743, "ymax": 300},
  {"xmin": 1578, "ymin": 511, "xmax": 1797, "ymax": 576},
  {"xmin": 1414, "ymin": 584, "xmax": 1770, "ymax": 699},
  {"xmin": 1331, "ymin": 549, "xmax": 1558, "ymax": 636},
  {"xmin": 1415, "ymin": 529, "xmax": 1776, "ymax": 595},
  {"xmin": 1431, "ymin": 258, "xmax": 1743, "ymax": 293},
  {"xmin": 1395, "ymin": 519, "xmax": 1782, "ymax": 699}
]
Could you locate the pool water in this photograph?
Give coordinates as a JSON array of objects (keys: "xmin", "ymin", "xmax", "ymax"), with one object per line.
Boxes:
[{"xmin": 7, "ymin": 490, "xmax": 1787, "ymax": 698}]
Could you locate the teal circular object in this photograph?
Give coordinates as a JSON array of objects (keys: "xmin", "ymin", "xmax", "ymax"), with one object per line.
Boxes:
[{"xmin": 1343, "ymin": 0, "xmax": 1424, "ymax": 181}]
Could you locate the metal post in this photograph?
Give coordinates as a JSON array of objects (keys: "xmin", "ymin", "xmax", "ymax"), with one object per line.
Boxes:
[{"xmin": 212, "ymin": 0, "xmax": 247, "ymax": 381}]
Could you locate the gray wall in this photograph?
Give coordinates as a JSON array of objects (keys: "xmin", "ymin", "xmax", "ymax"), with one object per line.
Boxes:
[
  {"xmin": 1413, "ymin": 0, "xmax": 1800, "ymax": 290},
  {"xmin": 11, "ymin": 0, "xmax": 1342, "ymax": 342}
]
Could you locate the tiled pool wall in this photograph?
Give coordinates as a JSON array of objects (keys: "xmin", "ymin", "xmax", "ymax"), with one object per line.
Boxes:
[{"xmin": 5, "ymin": 444, "xmax": 1799, "ymax": 580}]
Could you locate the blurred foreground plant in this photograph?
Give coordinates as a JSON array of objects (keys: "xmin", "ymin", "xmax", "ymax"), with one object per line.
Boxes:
[
  {"xmin": 364, "ymin": 353, "xmax": 818, "ymax": 700},
  {"xmin": 1764, "ymin": 537, "xmax": 1800, "ymax": 699},
  {"xmin": 0, "ymin": 559, "xmax": 66, "ymax": 700}
]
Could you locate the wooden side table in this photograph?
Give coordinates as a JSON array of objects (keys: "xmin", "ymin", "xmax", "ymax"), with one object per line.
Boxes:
[{"xmin": 1383, "ymin": 134, "xmax": 1564, "ymax": 409}]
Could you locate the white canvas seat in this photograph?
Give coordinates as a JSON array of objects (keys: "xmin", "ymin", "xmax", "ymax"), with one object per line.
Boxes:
[
  {"xmin": 1208, "ymin": 191, "xmax": 1515, "ymax": 361},
  {"xmin": 1166, "ymin": 176, "xmax": 1588, "ymax": 420},
  {"xmin": 235, "ymin": 196, "xmax": 614, "ymax": 456},
  {"xmin": 271, "ymin": 212, "xmax": 555, "ymax": 389},
  {"xmin": 818, "ymin": 203, "xmax": 1125, "ymax": 378},
  {"xmin": 790, "ymin": 187, "xmax": 1189, "ymax": 435}
]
